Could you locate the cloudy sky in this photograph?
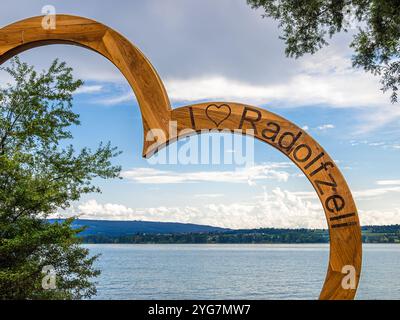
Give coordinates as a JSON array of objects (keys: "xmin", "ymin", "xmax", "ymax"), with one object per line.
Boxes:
[{"xmin": 1, "ymin": 0, "xmax": 400, "ymax": 229}]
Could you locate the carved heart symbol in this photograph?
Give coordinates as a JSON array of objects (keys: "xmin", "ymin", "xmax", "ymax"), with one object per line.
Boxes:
[{"xmin": 205, "ymin": 104, "xmax": 232, "ymax": 127}]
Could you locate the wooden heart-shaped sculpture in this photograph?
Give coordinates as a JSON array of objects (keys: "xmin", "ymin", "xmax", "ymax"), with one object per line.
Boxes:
[{"xmin": 0, "ymin": 15, "xmax": 362, "ymax": 300}]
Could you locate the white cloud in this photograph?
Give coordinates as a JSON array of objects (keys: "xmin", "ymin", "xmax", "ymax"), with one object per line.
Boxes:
[
  {"xmin": 355, "ymin": 107, "xmax": 400, "ymax": 134},
  {"xmin": 74, "ymin": 85, "xmax": 103, "ymax": 94},
  {"xmin": 316, "ymin": 124, "xmax": 335, "ymax": 130},
  {"xmin": 194, "ymin": 194, "xmax": 224, "ymax": 199},
  {"xmin": 291, "ymin": 191, "xmax": 318, "ymax": 200},
  {"xmin": 353, "ymin": 187, "xmax": 400, "ymax": 200},
  {"xmin": 368, "ymin": 142, "xmax": 386, "ymax": 147},
  {"xmin": 59, "ymin": 188, "xmax": 326, "ymax": 229},
  {"xmin": 348, "ymin": 139, "xmax": 400, "ymax": 150},
  {"xmin": 77, "ymin": 199, "xmax": 134, "ymax": 216},
  {"xmin": 121, "ymin": 164, "xmax": 291, "ymax": 185},
  {"xmin": 292, "ymin": 183, "xmax": 400, "ymax": 201},
  {"xmin": 97, "ymin": 92, "xmax": 135, "ymax": 105},
  {"xmin": 163, "ymin": 51, "xmax": 389, "ymax": 110},
  {"xmin": 359, "ymin": 208, "xmax": 400, "ymax": 226},
  {"xmin": 351, "ymin": 179, "xmax": 400, "ymax": 200},
  {"xmin": 377, "ymin": 180, "xmax": 400, "ymax": 186},
  {"xmin": 58, "ymin": 186, "xmax": 400, "ymax": 229}
]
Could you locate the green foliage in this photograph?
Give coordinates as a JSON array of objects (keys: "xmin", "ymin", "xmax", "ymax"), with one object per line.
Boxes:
[
  {"xmin": 0, "ymin": 218, "xmax": 99, "ymax": 299},
  {"xmin": 247, "ymin": 0, "xmax": 400, "ymax": 102},
  {"xmin": 82, "ymin": 228, "xmax": 330, "ymax": 244},
  {"xmin": 0, "ymin": 57, "xmax": 121, "ymax": 299}
]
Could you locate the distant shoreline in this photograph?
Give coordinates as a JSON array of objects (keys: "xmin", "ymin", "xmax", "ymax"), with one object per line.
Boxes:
[
  {"xmin": 48, "ymin": 219, "xmax": 400, "ymax": 244},
  {"xmin": 79, "ymin": 224, "xmax": 400, "ymax": 244}
]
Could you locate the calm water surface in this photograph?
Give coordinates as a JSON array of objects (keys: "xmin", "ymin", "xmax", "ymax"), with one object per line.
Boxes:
[{"xmin": 85, "ymin": 244, "xmax": 400, "ymax": 300}]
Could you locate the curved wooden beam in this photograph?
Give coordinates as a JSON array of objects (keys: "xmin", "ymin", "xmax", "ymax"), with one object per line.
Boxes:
[
  {"xmin": 0, "ymin": 15, "xmax": 362, "ymax": 300},
  {"xmin": 0, "ymin": 15, "xmax": 171, "ymax": 153},
  {"xmin": 169, "ymin": 102, "xmax": 362, "ymax": 299}
]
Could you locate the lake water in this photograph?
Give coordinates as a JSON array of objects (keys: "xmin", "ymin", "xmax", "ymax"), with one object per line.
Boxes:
[{"xmin": 85, "ymin": 244, "xmax": 400, "ymax": 300}]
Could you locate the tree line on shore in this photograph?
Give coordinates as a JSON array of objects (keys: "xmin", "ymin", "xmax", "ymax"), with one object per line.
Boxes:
[{"xmin": 81, "ymin": 225, "xmax": 400, "ymax": 244}]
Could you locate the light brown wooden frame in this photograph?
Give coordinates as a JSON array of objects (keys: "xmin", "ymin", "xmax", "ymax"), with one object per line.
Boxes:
[{"xmin": 0, "ymin": 15, "xmax": 362, "ymax": 300}]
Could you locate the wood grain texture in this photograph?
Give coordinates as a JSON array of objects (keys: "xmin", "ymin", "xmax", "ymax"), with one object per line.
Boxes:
[
  {"xmin": 171, "ymin": 103, "xmax": 362, "ymax": 300},
  {"xmin": 0, "ymin": 15, "xmax": 172, "ymax": 153},
  {"xmin": 0, "ymin": 15, "xmax": 362, "ymax": 300}
]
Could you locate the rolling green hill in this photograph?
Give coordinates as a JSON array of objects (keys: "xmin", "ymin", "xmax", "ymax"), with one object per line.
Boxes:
[{"xmin": 62, "ymin": 220, "xmax": 400, "ymax": 244}]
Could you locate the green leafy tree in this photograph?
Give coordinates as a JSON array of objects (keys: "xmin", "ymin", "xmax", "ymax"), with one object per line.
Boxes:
[
  {"xmin": 247, "ymin": 0, "xmax": 400, "ymax": 102},
  {"xmin": 0, "ymin": 57, "xmax": 121, "ymax": 299}
]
